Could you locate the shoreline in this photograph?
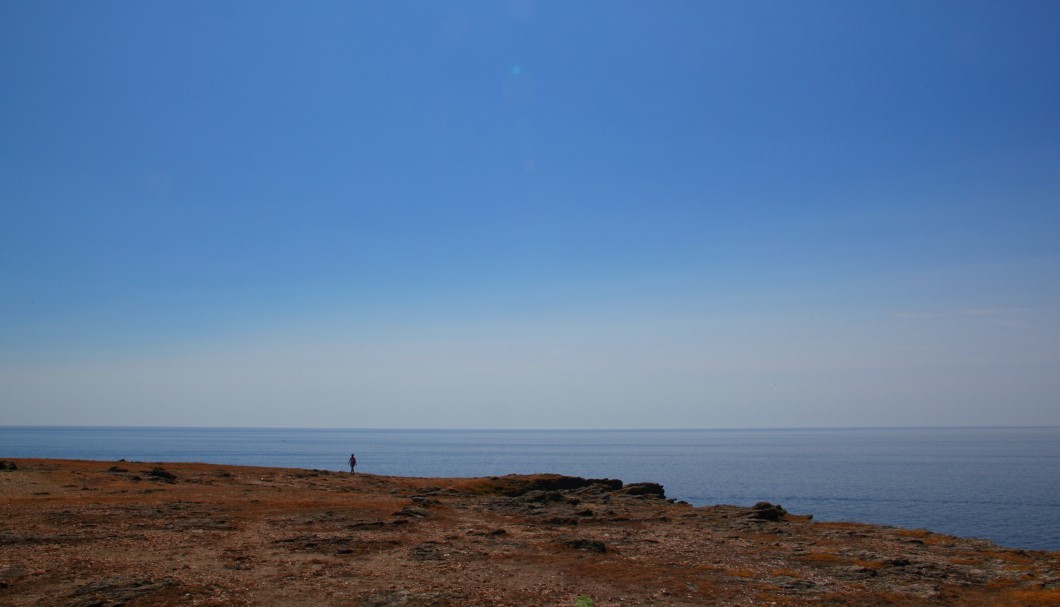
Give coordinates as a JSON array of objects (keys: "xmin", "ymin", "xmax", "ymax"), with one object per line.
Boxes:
[
  {"xmin": 1, "ymin": 458, "xmax": 1057, "ymax": 606},
  {"xmin": 5, "ymin": 426, "xmax": 1055, "ymax": 552}
]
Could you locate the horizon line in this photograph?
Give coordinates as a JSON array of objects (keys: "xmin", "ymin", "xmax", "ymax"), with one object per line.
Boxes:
[{"xmin": 2, "ymin": 424, "xmax": 1057, "ymax": 432}]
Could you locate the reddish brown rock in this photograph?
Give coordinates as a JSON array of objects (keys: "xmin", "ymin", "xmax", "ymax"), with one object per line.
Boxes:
[{"xmin": 0, "ymin": 458, "xmax": 1057, "ymax": 606}]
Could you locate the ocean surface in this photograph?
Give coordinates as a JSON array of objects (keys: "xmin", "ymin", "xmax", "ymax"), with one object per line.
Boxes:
[{"xmin": 2, "ymin": 426, "xmax": 1058, "ymax": 551}]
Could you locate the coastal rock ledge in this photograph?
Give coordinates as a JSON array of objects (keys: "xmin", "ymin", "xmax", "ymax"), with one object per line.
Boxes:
[{"xmin": 1, "ymin": 459, "xmax": 1057, "ymax": 606}]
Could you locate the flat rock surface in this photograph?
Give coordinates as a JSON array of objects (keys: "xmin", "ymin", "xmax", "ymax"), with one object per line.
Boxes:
[{"xmin": 1, "ymin": 459, "xmax": 1057, "ymax": 606}]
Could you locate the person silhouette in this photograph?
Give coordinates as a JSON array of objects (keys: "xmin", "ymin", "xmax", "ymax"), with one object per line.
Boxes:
[{"xmin": 347, "ymin": 453, "xmax": 357, "ymax": 474}]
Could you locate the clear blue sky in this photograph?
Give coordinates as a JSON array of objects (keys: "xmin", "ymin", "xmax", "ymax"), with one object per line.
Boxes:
[{"xmin": 2, "ymin": 1, "xmax": 1058, "ymax": 428}]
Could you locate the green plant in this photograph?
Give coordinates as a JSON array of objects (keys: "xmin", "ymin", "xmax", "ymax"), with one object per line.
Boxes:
[{"xmin": 574, "ymin": 595, "xmax": 594, "ymax": 607}]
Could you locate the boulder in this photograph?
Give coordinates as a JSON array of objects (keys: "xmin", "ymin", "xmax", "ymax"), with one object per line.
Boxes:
[
  {"xmin": 746, "ymin": 502, "xmax": 788, "ymax": 521},
  {"xmin": 145, "ymin": 467, "xmax": 176, "ymax": 483},
  {"xmin": 621, "ymin": 482, "xmax": 666, "ymax": 498}
]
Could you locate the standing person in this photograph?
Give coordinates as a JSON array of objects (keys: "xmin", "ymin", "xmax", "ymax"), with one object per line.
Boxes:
[{"xmin": 348, "ymin": 453, "xmax": 357, "ymax": 474}]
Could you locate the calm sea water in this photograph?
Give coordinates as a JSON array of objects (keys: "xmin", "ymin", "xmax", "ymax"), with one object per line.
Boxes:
[{"xmin": 2, "ymin": 426, "xmax": 1057, "ymax": 551}]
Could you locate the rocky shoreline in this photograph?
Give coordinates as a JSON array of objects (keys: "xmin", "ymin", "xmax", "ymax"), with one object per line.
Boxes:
[{"xmin": 1, "ymin": 458, "xmax": 1057, "ymax": 606}]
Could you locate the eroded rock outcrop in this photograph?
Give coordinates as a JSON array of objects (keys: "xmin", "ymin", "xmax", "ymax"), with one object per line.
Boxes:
[{"xmin": 3, "ymin": 459, "xmax": 1056, "ymax": 607}]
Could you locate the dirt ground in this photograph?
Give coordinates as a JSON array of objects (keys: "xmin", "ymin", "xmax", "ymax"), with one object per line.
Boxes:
[{"xmin": 1, "ymin": 458, "xmax": 1057, "ymax": 606}]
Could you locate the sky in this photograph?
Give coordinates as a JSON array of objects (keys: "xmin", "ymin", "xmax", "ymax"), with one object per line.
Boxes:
[{"xmin": 1, "ymin": 1, "xmax": 1058, "ymax": 429}]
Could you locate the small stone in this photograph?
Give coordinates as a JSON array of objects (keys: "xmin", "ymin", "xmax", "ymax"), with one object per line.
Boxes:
[{"xmin": 563, "ymin": 539, "xmax": 607, "ymax": 553}]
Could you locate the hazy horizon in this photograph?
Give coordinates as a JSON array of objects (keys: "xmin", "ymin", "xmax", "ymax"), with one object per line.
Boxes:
[
  {"xmin": 6, "ymin": 424, "xmax": 1058, "ymax": 431},
  {"xmin": 3, "ymin": 2, "xmax": 1059, "ymax": 429}
]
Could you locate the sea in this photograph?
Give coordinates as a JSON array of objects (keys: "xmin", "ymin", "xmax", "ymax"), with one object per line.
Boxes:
[{"xmin": 2, "ymin": 426, "xmax": 1058, "ymax": 552}]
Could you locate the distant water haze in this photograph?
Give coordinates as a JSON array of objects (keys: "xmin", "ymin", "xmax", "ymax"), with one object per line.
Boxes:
[{"xmin": 4, "ymin": 296, "xmax": 1059, "ymax": 428}]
